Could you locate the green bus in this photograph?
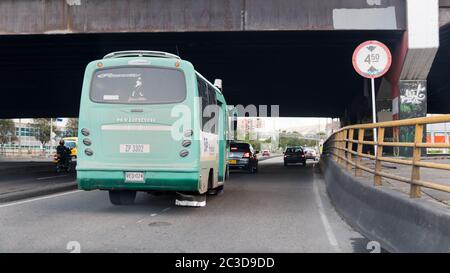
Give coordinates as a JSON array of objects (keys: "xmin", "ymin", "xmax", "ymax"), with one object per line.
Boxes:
[{"xmin": 76, "ymin": 51, "xmax": 229, "ymax": 206}]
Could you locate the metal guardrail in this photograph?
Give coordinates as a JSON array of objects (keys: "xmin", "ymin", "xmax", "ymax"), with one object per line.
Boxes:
[{"xmin": 322, "ymin": 115, "xmax": 450, "ymax": 198}]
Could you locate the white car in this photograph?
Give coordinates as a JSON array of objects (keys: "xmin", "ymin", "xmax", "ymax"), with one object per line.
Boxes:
[{"xmin": 304, "ymin": 148, "xmax": 318, "ymax": 160}]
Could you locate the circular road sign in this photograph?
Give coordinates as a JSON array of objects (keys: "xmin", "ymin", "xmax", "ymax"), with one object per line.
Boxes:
[{"xmin": 352, "ymin": 40, "xmax": 392, "ymax": 79}]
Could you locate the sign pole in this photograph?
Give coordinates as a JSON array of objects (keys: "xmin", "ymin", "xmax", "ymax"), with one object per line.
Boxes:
[{"xmin": 371, "ymin": 78, "xmax": 377, "ymax": 156}]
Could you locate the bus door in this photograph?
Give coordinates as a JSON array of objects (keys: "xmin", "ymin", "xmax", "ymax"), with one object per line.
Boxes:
[{"xmin": 217, "ymin": 101, "xmax": 226, "ymax": 182}]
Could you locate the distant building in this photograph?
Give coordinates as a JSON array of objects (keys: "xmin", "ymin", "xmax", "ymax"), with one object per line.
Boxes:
[
  {"xmin": 6, "ymin": 119, "xmax": 67, "ymax": 150},
  {"xmin": 426, "ymin": 117, "xmax": 450, "ymax": 154}
]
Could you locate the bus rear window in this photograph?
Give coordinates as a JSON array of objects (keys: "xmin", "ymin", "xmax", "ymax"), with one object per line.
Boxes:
[{"xmin": 90, "ymin": 67, "xmax": 186, "ymax": 104}]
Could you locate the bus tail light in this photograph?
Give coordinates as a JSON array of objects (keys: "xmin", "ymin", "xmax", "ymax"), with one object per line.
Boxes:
[
  {"xmin": 184, "ymin": 130, "xmax": 193, "ymax": 137},
  {"xmin": 85, "ymin": 148, "xmax": 94, "ymax": 156},
  {"xmin": 81, "ymin": 128, "xmax": 90, "ymax": 136},
  {"xmin": 182, "ymin": 140, "xmax": 191, "ymax": 147},
  {"xmin": 179, "ymin": 150, "xmax": 189, "ymax": 157},
  {"xmin": 83, "ymin": 138, "xmax": 92, "ymax": 146}
]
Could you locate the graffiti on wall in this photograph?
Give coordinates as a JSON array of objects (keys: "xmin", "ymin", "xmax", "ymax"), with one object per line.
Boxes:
[
  {"xmin": 399, "ymin": 80, "xmax": 427, "ymax": 156},
  {"xmin": 400, "ymin": 82, "xmax": 426, "ymax": 105}
]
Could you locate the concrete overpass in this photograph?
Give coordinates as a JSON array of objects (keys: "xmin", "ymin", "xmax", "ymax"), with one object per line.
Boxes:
[{"xmin": 0, "ymin": 0, "xmax": 448, "ymax": 122}]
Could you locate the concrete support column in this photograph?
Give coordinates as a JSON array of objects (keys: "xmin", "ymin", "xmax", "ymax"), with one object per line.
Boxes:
[
  {"xmin": 390, "ymin": 0, "xmax": 439, "ymax": 156},
  {"xmin": 395, "ymin": 80, "xmax": 427, "ymax": 155}
]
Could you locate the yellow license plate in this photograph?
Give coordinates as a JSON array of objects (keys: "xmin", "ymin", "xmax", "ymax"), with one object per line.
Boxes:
[{"xmin": 228, "ymin": 159, "xmax": 237, "ymax": 164}]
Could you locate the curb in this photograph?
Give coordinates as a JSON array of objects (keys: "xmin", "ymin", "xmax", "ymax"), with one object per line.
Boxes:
[{"xmin": 0, "ymin": 181, "xmax": 78, "ymax": 204}]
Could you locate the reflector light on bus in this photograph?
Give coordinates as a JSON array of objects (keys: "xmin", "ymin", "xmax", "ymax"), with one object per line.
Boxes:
[{"xmin": 85, "ymin": 148, "xmax": 94, "ymax": 156}]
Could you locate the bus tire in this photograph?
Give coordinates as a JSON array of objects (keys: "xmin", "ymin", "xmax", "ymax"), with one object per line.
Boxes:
[
  {"xmin": 109, "ymin": 190, "xmax": 136, "ymax": 205},
  {"xmin": 225, "ymin": 165, "xmax": 229, "ymax": 181},
  {"xmin": 207, "ymin": 185, "xmax": 223, "ymax": 195}
]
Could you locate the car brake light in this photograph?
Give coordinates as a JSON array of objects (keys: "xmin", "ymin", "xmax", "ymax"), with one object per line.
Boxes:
[
  {"xmin": 231, "ymin": 147, "xmax": 238, "ymax": 151},
  {"xmin": 243, "ymin": 152, "xmax": 251, "ymax": 158}
]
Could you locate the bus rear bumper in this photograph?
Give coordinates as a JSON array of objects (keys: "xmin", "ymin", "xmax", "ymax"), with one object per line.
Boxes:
[{"xmin": 77, "ymin": 170, "xmax": 200, "ymax": 192}]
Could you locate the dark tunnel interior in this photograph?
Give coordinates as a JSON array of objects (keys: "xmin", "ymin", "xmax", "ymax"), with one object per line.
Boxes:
[{"xmin": 0, "ymin": 29, "xmax": 446, "ymax": 120}]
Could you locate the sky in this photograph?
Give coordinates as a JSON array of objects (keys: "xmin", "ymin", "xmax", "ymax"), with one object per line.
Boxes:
[{"xmin": 254, "ymin": 117, "xmax": 331, "ymax": 132}]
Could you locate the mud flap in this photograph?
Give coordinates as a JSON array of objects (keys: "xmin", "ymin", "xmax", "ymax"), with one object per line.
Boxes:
[{"xmin": 175, "ymin": 192, "xmax": 206, "ymax": 207}]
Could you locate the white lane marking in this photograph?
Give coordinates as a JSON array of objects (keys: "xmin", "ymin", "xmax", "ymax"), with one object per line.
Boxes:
[
  {"xmin": 36, "ymin": 175, "xmax": 68, "ymax": 180},
  {"xmin": 151, "ymin": 207, "xmax": 171, "ymax": 217},
  {"xmin": 0, "ymin": 190, "xmax": 83, "ymax": 208},
  {"xmin": 312, "ymin": 180, "xmax": 341, "ymax": 252}
]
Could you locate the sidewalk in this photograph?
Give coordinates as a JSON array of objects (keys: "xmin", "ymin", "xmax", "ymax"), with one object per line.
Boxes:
[{"xmin": 355, "ymin": 157, "xmax": 450, "ymax": 207}]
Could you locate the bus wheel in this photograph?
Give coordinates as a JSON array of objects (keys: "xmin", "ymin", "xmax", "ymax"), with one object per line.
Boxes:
[
  {"xmin": 225, "ymin": 165, "xmax": 230, "ymax": 181},
  {"xmin": 109, "ymin": 190, "xmax": 136, "ymax": 205},
  {"xmin": 207, "ymin": 185, "xmax": 223, "ymax": 195}
]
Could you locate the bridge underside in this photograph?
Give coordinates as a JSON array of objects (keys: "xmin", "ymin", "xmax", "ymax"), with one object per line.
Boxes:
[
  {"xmin": 0, "ymin": 30, "xmax": 405, "ymax": 119},
  {"xmin": 0, "ymin": 27, "xmax": 448, "ymax": 119},
  {"xmin": 428, "ymin": 23, "xmax": 450, "ymax": 114}
]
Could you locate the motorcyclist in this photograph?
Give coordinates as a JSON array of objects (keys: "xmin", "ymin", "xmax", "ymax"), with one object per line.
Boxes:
[{"xmin": 56, "ymin": 140, "xmax": 71, "ymax": 168}]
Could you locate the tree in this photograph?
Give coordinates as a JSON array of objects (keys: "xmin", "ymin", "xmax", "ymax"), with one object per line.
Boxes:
[
  {"xmin": 33, "ymin": 118, "xmax": 52, "ymax": 147},
  {"xmin": 0, "ymin": 119, "xmax": 17, "ymax": 151},
  {"xmin": 66, "ymin": 118, "xmax": 79, "ymax": 137}
]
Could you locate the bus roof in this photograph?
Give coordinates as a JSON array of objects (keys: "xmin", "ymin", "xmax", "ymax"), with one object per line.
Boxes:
[{"xmin": 103, "ymin": 50, "xmax": 181, "ymax": 60}]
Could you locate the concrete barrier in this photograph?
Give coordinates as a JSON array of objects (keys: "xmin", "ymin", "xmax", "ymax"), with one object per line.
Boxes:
[{"xmin": 321, "ymin": 155, "xmax": 450, "ymax": 252}]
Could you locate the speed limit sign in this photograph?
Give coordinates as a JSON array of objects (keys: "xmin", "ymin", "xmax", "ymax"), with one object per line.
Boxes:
[
  {"xmin": 352, "ymin": 40, "xmax": 392, "ymax": 79},
  {"xmin": 352, "ymin": 40, "xmax": 392, "ymax": 156}
]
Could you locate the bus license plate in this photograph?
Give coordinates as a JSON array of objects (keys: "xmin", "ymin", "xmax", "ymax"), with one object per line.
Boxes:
[
  {"xmin": 120, "ymin": 144, "xmax": 149, "ymax": 153},
  {"xmin": 125, "ymin": 172, "xmax": 145, "ymax": 183}
]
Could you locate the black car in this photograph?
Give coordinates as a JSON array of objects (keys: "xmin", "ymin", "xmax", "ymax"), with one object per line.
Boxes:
[
  {"xmin": 228, "ymin": 142, "xmax": 259, "ymax": 173},
  {"xmin": 283, "ymin": 146, "xmax": 306, "ymax": 166}
]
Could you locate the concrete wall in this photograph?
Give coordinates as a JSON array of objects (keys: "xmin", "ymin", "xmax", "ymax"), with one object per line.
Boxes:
[
  {"xmin": 0, "ymin": 0, "xmax": 406, "ymax": 34},
  {"xmin": 321, "ymin": 156, "xmax": 450, "ymax": 252}
]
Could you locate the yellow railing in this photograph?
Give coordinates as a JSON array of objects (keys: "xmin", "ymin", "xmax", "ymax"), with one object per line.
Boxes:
[{"xmin": 322, "ymin": 114, "xmax": 450, "ymax": 198}]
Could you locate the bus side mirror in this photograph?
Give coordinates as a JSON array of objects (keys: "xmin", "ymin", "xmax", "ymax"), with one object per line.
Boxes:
[{"xmin": 214, "ymin": 79, "xmax": 222, "ymax": 91}]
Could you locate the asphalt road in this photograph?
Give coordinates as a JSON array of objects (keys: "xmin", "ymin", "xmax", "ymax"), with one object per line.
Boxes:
[
  {"xmin": 0, "ymin": 161, "xmax": 76, "ymax": 202},
  {"xmin": 0, "ymin": 157, "xmax": 369, "ymax": 253}
]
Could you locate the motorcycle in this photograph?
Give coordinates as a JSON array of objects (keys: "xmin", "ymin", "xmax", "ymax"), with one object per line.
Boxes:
[{"xmin": 54, "ymin": 153, "xmax": 72, "ymax": 173}]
